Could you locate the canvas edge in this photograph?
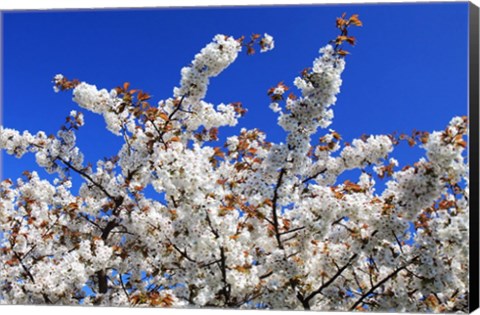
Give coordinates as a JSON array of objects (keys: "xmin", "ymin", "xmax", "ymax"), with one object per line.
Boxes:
[{"xmin": 469, "ymin": 1, "xmax": 480, "ymax": 313}]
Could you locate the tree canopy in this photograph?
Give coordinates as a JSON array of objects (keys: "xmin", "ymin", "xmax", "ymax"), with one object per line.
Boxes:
[{"xmin": 0, "ymin": 13, "xmax": 469, "ymax": 312}]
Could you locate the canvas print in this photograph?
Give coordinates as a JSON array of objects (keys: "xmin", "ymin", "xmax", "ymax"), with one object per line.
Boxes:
[{"xmin": 0, "ymin": 2, "xmax": 478, "ymax": 313}]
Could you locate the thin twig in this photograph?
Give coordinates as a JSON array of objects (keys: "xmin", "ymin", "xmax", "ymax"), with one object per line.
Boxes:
[
  {"xmin": 79, "ymin": 213, "xmax": 102, "ymax": 230},
  {"xmin": 58, "ymin": 157, "xmax": 115, "ymax": 200},
  {"xmin": 302, "ymin": 168, "xmax": 327, "ymax": 184},
  {"xmin": 119, "ymin": 273, "xmax": 130, "ymax": 302},
  {"xmin": 205, "ymin": 210, "xmax": 219, "ymax": 239},
  {"xmin": 171, "ymin": 243, "xmax": 197, "ymax": 263},
  {"xmin": 279, "ymin": 226, "xmax": 305, "ymax": 236},
  {"xmin": 392, "ymin": 231, "xmax": 404, "ymax": 255},
  {"xmin": 271, "ymin": 168, "xmax": 286, "ymax": 249},
  {"xmin": 349, "ymin": 256, "xmax": 419, "ymax": 311},
  {"xmin": 303, "ymin": 254, "xmax": 358, "ymax": 308}
]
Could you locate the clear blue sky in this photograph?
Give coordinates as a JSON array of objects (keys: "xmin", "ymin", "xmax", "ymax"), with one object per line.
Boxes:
[{"xmin": 1, "ymin": 3, "xmax": 469, "ymax": 190}]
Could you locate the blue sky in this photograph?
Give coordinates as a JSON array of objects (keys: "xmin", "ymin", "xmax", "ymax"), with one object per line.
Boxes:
[{"xmin": 1, "ymin": 3, "xmax": 469, "ymax": 191}]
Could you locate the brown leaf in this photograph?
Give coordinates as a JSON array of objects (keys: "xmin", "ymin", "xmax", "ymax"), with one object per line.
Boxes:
[
  {"xmin": 5, "ymin": 258, "xmax": 19, "ymax": 266},
  {"xmin": 348, "ymin": 14, "xmax": 363, "ymax": 27},
  {"xmin": 138, "ymin": 91, "xmax": 151, "ymax": 101},
  {"xmin": 234, "ymin": 265, "xmax": 251, "ymax": 273},
  {"xmin": 66, "ymin": 202, "xmax": 79, "ymax": 211},
  {"xmin": 213, "ymin": 147, "xmax": 225, "ymax": 158},
  {"xmin": 332, "ymin": 131, "xmax": 342, "ymax": 140},
  {"xmin": 217, "ymin": 178, "xmax": 227, "ymax": 185},
  {"xmin": 158, "ymin": 112, "xmax": 169, "ymax": 121},
  {"xmin": 336, "ymin": 35, "xmax": 348, "ymax": 44},
  {"xmin": 337, "ymin": 49, "xmax": 350, "ymax": 56},
  {"xmin": 336, "ymin": 17, "xmax": 346, "ymax": 28},
  {"xmin": 282, "ymin": 218, "xmax": 291, "ymax": 231},
  {"xmin": 236, "ymin": 35, "xmax": 245, "ymax": 44},
  {"xmin": 346, "ymin": 36, "xmax": 356, "ymax": 45},
  {"xmin": 264, "ymin": 199, "xmax": 273, "ymax": 207}
]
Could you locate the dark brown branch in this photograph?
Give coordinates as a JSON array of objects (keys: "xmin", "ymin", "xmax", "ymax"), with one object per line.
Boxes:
[
  {"xmin": 156, "ymin": 94, "xmax": 188, "ymax": 147},
  {"xmin": 205, "ymin": 210, "xmax": 219, "ymax": 239},
  {"xmin": 282, "ymin": 234, "xmax": 301, "ymax": 244},
  {"xmin": 352, "ymin": 270, "xmax": 364, "ymax": 294},
  {"xmin": 101, "ymin": 220, "xmax": 119, "ymax": 240},
  {"xmin": 368, "ymin": 263, "xmax": 375, "ymax": 288},
  {"xmin": 369, "ymin": 254, "xmax": 380, "ymax": 273},
  {"xmin": 332, "ymin": 259, "xmax": 341, "ymax": 271},
  {"xmin": 177, "ymin": 108, "xmax": 196, "ymax": 114},
  {"xmin": 405, "ymin": 268, "xmax": 427, "ymax": 280},
  {"xmin": 170, "ymin": 196, "xmax": 178, "ymax": 208},
  {"xmin": 119, "ymin": 273, "xmax": 130, "ymax": 302},
  {"xmin": 171, "ymin": 243, "xmax": 197, "ymax": 263},
  {"xmin": 199, "ymin": 259, "xmax": 221, "ymax": 268},
  {"xmin": 263, "ymin": 216, "xmax": 274, "ymax": 227},
  {"xmin": 219, "ymin": 247, "xmax": 231, "ymax": 305},
  {"xmin": 9, "ymin": 236, "xmax": 53, "ymax": 302},
  {"xmin": 40, "ymin": 215, "xmax": 61, "ymax": 240},
  {"xmin": 288, "ymin": 278, "xmax": 309, "ymax": 310},
  {"xmin": 13, "ymin": 250, "xmax": 35, "ymax": 284},
  {"xmin": 302, "ymin": 168, "xmax": 327, "ymax": 184},
  {"xmin": 95, "ymin": 219, "xmax": 120, "ymax": 295},
  {"xmin": 349, "ymin": 256, "xmax": 419, "ymax": 311},
  {"xmin": 279, "ymin": 226, "xmax": 305, "ymax": 236},
  {"xmin": 79, "ymin": 213, "xmax": 102, "ymax": 230},
  {"xmin": 331, "ymin": 216, "xmax": 345, "ymax": 226},
  {"xmin": 259, "ymin": 270, "xmax": 273, "ymax": 279},
  {"xmin": 151, "ymin": 122, "xmax": 168, "ymax": 148},
  {"xmin": 332, "ymin": 220, "xmax": 355, "ymax": 233},
  {"xmin": 302, "ymin": 254, "xmax": 358, "ymax": 309},
  {"xmin": 122, "ymin": 123, "xmax": 133, "ymax": 155},
  {"xmin": 392, "ymin": 231, "xmax": 404, "ymax": 255},
  {"xmin": 42, "ymin": 293, "xmax": 52, "ymax": 304},
  {"xmin": 233, "ymin": 290, "xmax": 264, "ymax": 308},
  {"xmin": 58, "ymin": 157, "xmax": 115, "ymax": 200},
  {"xmin": 97, "ymin": 270, "xmax": 108, "ymax": 294},
  {"xmin": 21, "ymin": 244, "xmax": 37, "ymax": 261},
  {"xmin": 271, "ymin": 168, "xmax": 286, "ymax": 249},
  {"xmin": 286, "ymin": 251, "xmax": 301, "ymax": 259},
  {"xmin": 450, "ymin": 289, "xmax": 459, "ymax": 300}
]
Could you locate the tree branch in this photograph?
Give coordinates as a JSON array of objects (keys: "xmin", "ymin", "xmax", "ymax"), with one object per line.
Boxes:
[
  {"xmin": 302, "ymin": 168, "xmax": 327, "ymax": 184},
  {"xmin": 119, "ymin": 273, "xmax": 130, "ymax": 302},
  {"xmin": 279, "ymin": 226, "xmax": 305, "ymax": 236},
  {"xmin": 349, "ymin": 256, "xmax": 419, "ymax": 311},
  {"xmin": 79, "ymin": 213, "xmax": 102, "ymax": 231},
  {"xmin": 302, "ymin": 253, "xmax": 358, "ymax": 309},
  {"xmin": 392, "ymin": 231, "xmax": 404, "ymax": 255},
  {"xmin": 97, "ymin": 269, "xmax": 109, "ymax": 294},
  {"xmin": 58, "ymin": 157, "xmax": 115, "ymax": 200},
  {"xmin": 171, "ymin": 243, "xmax": 197, "ymax": 263},
  {"xmin": 219, "ymin": 247, "xmax": 231, "ymax": 305},
  {"xmin": 205, "ymin": 210, "xmax": 220, "ymax": 239},
  {"xmin": 271, "ymin": 168, "xmax": 286, "ymax": 249},
  {"xmin": 155, "ymin": 93, "xmax": 188, "ymax": 147}
]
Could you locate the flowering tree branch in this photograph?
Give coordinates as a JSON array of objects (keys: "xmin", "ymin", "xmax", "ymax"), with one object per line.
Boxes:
[{"xmin": 0, "ymin": 13, "xmax": 469, "ymax": 312}]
